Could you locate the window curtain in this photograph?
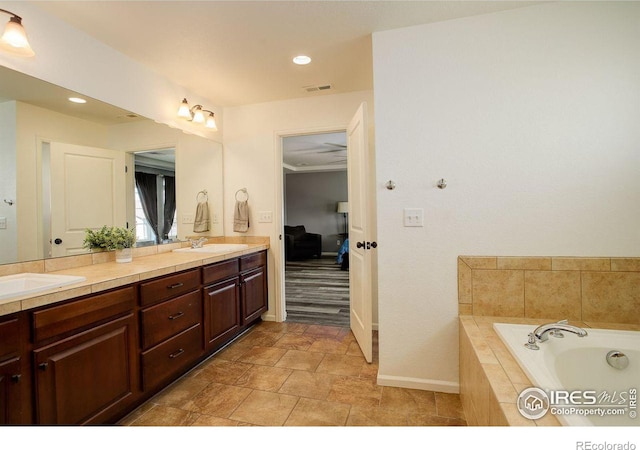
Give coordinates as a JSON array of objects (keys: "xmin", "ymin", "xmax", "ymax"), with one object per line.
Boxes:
[
  {"xmin": 134, "ymin": 172, "xmax": 160, "ymax": 244},
  {"xmin": 162, "ymin": 176, "xmax": 176, "ymax": 240}
]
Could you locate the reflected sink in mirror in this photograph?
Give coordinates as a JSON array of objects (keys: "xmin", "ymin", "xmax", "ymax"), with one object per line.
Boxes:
[
  {"xmin": 173, "ymin": 244, "xmax": 249, "ymax": 254},
  {"xmin": 0, "ymin": 273, "xmax": 87, "ymax": 301}
]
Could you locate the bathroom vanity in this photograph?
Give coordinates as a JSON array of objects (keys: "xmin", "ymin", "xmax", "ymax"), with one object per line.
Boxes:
[{"xmin": 0, "ymin": 246, "xmax": 268, "ymax": 425}]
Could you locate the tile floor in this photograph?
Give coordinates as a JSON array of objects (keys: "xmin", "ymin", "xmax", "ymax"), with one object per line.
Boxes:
[{"xmin": 119, "ymin": 321, "xmax": 466, "ymax": 426}]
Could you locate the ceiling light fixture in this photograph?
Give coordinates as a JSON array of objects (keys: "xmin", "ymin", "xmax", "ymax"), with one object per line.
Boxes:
[
  {"xmin": 177, "ymin": 98, "xmax": 217, "ymax": 131},
  {"xmin": 293, "ymin": 55, "xmax": 311, "ymax": 65},
  {"xmin": 68, "ymin": 97, "xmax": 87, "ymax": 104},
  {"xmin": 0, "ymin": 9, "xmax": 35, "ymax": 57}
]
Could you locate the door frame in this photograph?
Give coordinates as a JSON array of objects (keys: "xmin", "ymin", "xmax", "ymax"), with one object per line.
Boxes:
[{"xmin": 273, "ymin": 125, "xmax": 349, "ymax": 323}]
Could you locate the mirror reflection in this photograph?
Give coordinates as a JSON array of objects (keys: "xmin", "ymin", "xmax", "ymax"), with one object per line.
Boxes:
[{"xmin": 0, "ymin": 65, "xmax": 224, "ymax": 265}]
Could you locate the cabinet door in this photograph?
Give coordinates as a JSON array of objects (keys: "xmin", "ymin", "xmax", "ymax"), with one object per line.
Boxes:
[
  {"xmin": 33, "ymin": 314, "xmax": 137, "ymax": 425},
  {"xmin": 241, "ymin": 267, "xmax": 267, "ymax": 325},
  {"xmin": 204, "ymin": 277, "xmax": 241, "ymax": 351},
  {"xmin": 0, "ymin": 357, "xmax": 22, "ymax": 424}
]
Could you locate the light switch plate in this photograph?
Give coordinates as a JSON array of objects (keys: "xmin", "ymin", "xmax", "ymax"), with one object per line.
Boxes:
[
  {"xmin": 403, "ymin": 208, "xmax": 424, "ymax": 227},
  {"xmin": 0, "ymin": 217, "xmax": 6, "ymax": 229},
  {"xmin": 182, "ymin": 214, "xmax": 194, "ymax": 224},
  {"xmin": 258, "ymin": 211, "xmax": 273, "ymax": 223}
]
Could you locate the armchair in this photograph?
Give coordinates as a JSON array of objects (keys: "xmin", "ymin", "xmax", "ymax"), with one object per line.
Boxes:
[{"xmin": 284, "ymin": 225, "xmax": 322, "ymax": 261}]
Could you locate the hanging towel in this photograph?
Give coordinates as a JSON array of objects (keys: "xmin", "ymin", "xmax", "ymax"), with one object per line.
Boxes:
[
  {"xmin": 193, "ymin": 201, "xmax": 210, "ymax": 232},
  {"xmin": 233, "ymin": 200, "xmax": 249, "ymax": 233}
]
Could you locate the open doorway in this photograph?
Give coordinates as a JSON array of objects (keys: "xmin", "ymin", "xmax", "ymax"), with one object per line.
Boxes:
[{"xmin": 282, "ymin": 131, "xmax": 350, "ymax": 326}]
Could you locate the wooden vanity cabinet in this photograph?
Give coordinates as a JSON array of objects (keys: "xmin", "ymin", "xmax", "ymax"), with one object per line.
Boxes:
[
  {"xmin": 139, "ymin": 268, "xmax": 203, "ymax": 391},
  {"xmin": 31, "ymin": 286, "xmax": 138, "ymax": 425},
  {"xmin": 240, "ymin": 252, "xmax": 268, "ymax": 325},
  {"xmin": 0, "ymin": 315, "xmax": 29, "ymax": 424},
  {"xmin": 203, "ymin": 259, "xmax": 241, "ymax": 352}
]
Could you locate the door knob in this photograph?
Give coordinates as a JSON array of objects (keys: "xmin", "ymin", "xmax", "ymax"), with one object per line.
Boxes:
[
  {"xmin": 356, "ymin": 241, "xmax": 365, "ymax": 249},
  {"xmin": 54, "ymin": 238, "xmax": 63, "ymax": 245},
  {"xmin": 370, "ymin": 242, "xmax": 377, "ymax": 248}
]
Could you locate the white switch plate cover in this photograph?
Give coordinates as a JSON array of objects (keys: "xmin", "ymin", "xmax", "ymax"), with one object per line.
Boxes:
[
  {"xmin": 403, "ymin": 208, "xmax": 424, "ymax": 227},
  {"xmin": 258, "ymin": 211, "xmax": 273, "ymax": 223},
  {"xmin": 212, "ymin": 213, "xmax": 219, "ymax": 224},
  {"xmin": 182, "ymin": 214, "xmax": 194, "ymax": 224},
  {"xmin": 0, "ymin": 217, "xmax": 6, "ymax": 229}
]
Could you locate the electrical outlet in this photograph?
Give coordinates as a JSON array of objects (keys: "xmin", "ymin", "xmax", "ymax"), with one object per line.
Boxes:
[
  {"xmin": 0, "ymin": 217, "xmax": 6, "ymax": 229},
  {"xmin": 337, "ymin": 239, "xmax": 341, "ymax": 246},
  {"xmin": 403, "ymin": 208, "xmax": 424, "ymax": 227},
  {"xmin": 182, "ymin": 214, "xmax": 194, "ymax": 224},
  {"xmin": 258, "ymin": 211, "xmax": 273, "ymax": 223}
]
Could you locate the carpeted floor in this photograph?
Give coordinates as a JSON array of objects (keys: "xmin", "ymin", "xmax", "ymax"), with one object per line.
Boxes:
[{"xmin": 285, "ymin": 256, "xmax": 350, "ymax": 327}]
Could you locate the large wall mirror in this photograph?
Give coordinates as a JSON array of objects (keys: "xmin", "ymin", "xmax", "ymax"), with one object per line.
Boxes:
[{"xmin": 0, "ymin": 65, "xmax": 224, "ymax": 266}]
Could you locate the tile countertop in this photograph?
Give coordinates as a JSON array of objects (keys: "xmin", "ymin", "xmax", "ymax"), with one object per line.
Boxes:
[{"xmin": 0, "ymin": 243, "xmax": 269, "ymax": 317}]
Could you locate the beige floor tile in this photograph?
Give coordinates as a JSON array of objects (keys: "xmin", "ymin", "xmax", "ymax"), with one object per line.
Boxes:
[
  {"xmin": 278, "ymin": 370, "xmax": 338, "ymax": 400},
  {"xmin": 193, "ymin": 359, "xmax": 252, "ymax": 384},
  {"xmin": 152, "ymin": 375, "xmax": 211, "ymax": 408},
  {"xmin": 408, "ymin": 413, "xmax": 467, "ymax": 426},
  {"xmin": 184, "ymin": 383, "xmax": 252, "ymax": 417},
  {"xmin": 435, "ymin": 392, "xmax": 466, "ymax": 420},
  {"xmin": 308, "ymin": 337, "xmax": 351, "ymax": 354},
  {"xmin": 237, "ymin": 330, "xmax": 283, "ymax": 347},
  {"xmin": 273, "ymin": 333, "xmax": 316, "ymax": 350},
  {"xmin": 130, "ymin": 405, "xmax": 199, "ymax": 426},
  {"xmin": 284, "ymin": 397, "xmax": 351, "ymax": 426},
  {"xmin": 229, "ymin": 390, "xmax": 299, "ymax": 426},
  {"xmin": 237, "ymin": 346, "xmax": 287, "ymax": 366},
  {"xmin": 346, "ymin": 405, "xmax": 408, "ymax": 426},
  {"xmin": 358, "ymin": 361, "xmax": 379, "ymax": 380},
  {"xmin": 316, "ymin": 353, "xmax": 366, "ymax": 376},
  {"xmin": 189, "ymin": 414, "xmax": 240, "ymax": 426},
  {"xmin": 213, "ymin": 343, "xmax": 253, "ymax": 362},
  {"xmin": 379, "ymin": 386, "xmax": 437, "ymax": 415},
  {"xmin": 233, "ymin": 365, "xmax": 293, "ymax": 392},
  {"xmin": 327, "ymin": 376, "xmax": 382, "ymax": 408},
  {"xmin": 346, "ymin": 341, "xmax": 365, "ymax": 358},
  {"xmin": 275, "ymin": 349, "xmax": 325, "ymax": 371},
  {"xmin": 304, "ymin": 324, "xmax": 343, "ymax": 337}
]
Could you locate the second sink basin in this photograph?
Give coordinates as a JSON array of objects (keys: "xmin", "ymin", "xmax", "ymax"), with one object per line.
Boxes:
[
  {"xmin": 0, "ymin": 273, "xmax": 87, "ymax": 301},
  {"xmin": 173, "ymin": 243, "xmax": 249, "ymax": 254}
]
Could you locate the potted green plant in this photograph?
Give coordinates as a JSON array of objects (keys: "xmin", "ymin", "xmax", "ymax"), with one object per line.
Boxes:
[{"xmin": 84, "ymin": 226, "xmax": 135, "ymax": 263}]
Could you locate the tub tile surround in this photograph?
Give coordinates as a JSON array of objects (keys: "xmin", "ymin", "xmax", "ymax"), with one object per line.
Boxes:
[
  {"xmin": 458, "ymin": 256, "xmax": 640, "ymax": 324},
  {"xmin": 458, "ymin": 255, "xmax": 640, "ymax": 426},
  {"xmin": 0, "ymin": 237, "xmax": 269, "ymax": 316}
]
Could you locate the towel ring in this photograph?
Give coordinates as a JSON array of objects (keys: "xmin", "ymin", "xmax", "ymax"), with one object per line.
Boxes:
[
  {"xmin": 196, "ymin": 190, "xmax": 208, "ymax": 202},
  {"xmin": 235, "ymin": 188, "xmax": 249, "ymax": 202}
]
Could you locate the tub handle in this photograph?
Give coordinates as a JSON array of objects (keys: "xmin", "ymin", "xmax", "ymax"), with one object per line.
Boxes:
[{"xmin": 524, "ymin": 333, "xmax": 539, "ymax": 350}]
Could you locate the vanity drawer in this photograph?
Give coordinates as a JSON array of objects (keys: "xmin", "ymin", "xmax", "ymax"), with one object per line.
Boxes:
[
  {"xmin": 140, "ymin": 290, "xmax": 202, "ymax": 350},
  {"xmin": 141, "ymin": 323, "xmax": 202, "ymax": 390},
  {"xmin": 202, "ymin": 259, "xmax": 239, "ymax": 286},
  {"xmin": 32, "ymin": 286, "xmax": 135, "ymax": 343},
  {"xmin": 139, "ymin": 269, "xmax": 200, "ymax": 307},
  {"xmin": 240, "ymin": 251, "xmax": 266, "ymax": 272},
  {"xmin": 0, "ymin": 316, "xmax": 20, "ymax": 357}
]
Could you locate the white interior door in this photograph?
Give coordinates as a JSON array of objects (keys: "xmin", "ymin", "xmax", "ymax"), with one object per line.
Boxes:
[
  {"xmin": 50, "ymin": 142, "xmax": 126, "ymax": 257},
  {"xmin": 347, "ymin": 103, "xmax": 374, "ymax": 363}
]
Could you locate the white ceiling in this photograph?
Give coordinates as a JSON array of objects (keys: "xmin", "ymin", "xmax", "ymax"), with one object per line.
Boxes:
[
  {"xmin": 283, "ymin": 131, "xmax": 347, "ymax": 171},
  {"xmin": 32, "ymin": 1, "xmax": 538, "ymax": 108}
]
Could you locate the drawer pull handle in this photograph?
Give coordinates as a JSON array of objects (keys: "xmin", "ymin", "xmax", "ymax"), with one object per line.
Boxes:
[
  {"xmin": 39, "ymin": 362, "xmax": 48, "ymax": 371},
  {"xmin": 169, "ymin": 348, "xmax": 185, "ymax": 359},
  {"xmin": 11, "ymin": 374, "xmax": 21, "ymax": 383},
  {"xmin": 168, "ymin": 282, "xmax": 184, "ymax": 289},
  {"xmin": 168, "ymin": 311, "xmax": 184, "ymax": 320}
]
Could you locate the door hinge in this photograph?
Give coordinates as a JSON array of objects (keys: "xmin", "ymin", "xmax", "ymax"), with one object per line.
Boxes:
[{"xmin": 125, "ymin": 165, "xmax": 128, "ymax": 173}]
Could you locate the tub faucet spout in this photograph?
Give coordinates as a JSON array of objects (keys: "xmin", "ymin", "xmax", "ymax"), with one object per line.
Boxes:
[{"xmin": 534, "ymin": 320, "xmax": 588, "ymax": 342}]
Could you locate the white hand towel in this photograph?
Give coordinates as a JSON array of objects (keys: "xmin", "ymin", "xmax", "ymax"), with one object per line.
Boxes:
[
  {"xmin": 233, "ymin": 200, "xmax": 249, "ymax": 233},
  {"xmin": 193, "ymin": 201, "xmax": 210, "ymax": 232}
]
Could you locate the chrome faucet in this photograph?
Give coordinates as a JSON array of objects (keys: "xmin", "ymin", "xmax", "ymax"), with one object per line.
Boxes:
[
  {"xmin": 533, "ymin": 320, "xmax": 588, "ymax": 342},
  {"xmin": 189, "ymin": 237, "xmax": 208, "ymax": 248}
]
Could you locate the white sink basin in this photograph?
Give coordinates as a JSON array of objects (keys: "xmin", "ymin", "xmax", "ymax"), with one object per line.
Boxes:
[
  {"xmin": 0, "ymin": 273, "xmax": 87, "ymax": 301},
  {"xmin": 173, "ymin": 243, "xmax": 249, "ymax": 254}
]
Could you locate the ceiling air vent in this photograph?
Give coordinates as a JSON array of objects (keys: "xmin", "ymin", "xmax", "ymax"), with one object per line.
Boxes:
[{"xmin": 303, "ymin": 84, "xmax": 332, "ymax": 93}]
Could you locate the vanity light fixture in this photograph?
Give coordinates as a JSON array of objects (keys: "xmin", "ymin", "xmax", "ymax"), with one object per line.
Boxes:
[
  {"xmin": 0, "ymin": 8, "xmax": 35, "ymax": 57},
  {"xmin": 177, "ymin": 98, "xmax": 217, "ymax": 131}
]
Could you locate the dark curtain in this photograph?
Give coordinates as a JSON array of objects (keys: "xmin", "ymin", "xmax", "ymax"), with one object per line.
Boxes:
[
  {"xmin": 162, "ymin": 176, "xmax": 176, "ymax": 240},
  {"xmin": 135, "ymin": 172, "xmax": 160, "ymax": 243}
]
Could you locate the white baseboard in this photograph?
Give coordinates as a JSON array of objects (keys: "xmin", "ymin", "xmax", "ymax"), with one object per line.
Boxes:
[{"xmin": 376, "ymin": 373, "xmax": 460, "ymax": 394}]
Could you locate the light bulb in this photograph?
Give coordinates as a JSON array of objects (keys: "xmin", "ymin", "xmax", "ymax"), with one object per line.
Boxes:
[
  {"xmin": 205, "ymin": 112, "xmax": 217, "ymax": 130},
  {"xmin": 192, "ymin": 106, "xmax": 205, "ymax": 124},
  {"xmin": 177, "ymin": 98, "xmax": 191, "ymax": 119},
  {"xmin": 0, "ymin": 16, "xmax": 35, "ymax": 57}
]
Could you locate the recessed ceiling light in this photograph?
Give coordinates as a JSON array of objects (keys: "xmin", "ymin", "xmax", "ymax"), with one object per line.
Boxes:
[
  {"xmin": 293, "ymin": 55, "xmax": 311, "ymax": 65},
  {"xmin": 68, "ymin": 97, "xmax": 87, "ymax": 104}
]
